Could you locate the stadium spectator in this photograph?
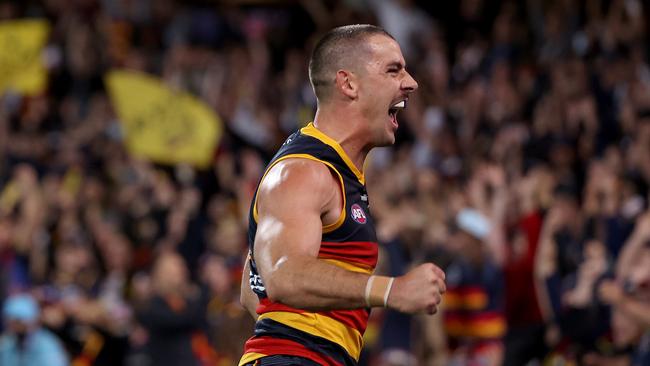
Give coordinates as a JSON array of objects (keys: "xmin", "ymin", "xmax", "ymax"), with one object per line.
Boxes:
[
  {"xmin": 0, "ymin": 293, "xmax": 68, "ymax": 366},
  {"xmin": 133, "ymin": 251, "xmax": 209, "ymax": 366},
  {"xmin": 0, "ymin": 0, "xmax": 649, "ymax": 364}
]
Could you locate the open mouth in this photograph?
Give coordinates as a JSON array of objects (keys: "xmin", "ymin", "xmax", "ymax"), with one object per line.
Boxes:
[{"xmin": 388, "ymin": 100, "xmax": 406, "ymax": 126}]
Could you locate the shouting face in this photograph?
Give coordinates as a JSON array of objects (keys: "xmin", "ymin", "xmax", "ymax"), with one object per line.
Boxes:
[{"xmin": 357, "ymin": 34, "xmax": 418, "ymax": 147}]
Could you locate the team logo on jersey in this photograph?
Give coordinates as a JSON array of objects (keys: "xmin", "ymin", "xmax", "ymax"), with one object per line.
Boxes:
[
  {"xmin": 350, "ymin": 203, "xmax": 367, "ymax": 224},
  {"xmin": 249, "ymin": 272, "xmax": 266, "ymax": 293}
]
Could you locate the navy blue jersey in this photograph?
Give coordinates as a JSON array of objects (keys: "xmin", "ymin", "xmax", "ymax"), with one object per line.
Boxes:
[{"xmin": 240, "ymin": 123, "xmax": 378, "ymax": 366}]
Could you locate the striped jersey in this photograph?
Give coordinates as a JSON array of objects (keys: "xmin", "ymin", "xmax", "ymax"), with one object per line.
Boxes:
[
  {"xmin": 239, "ymin": 123, "xmax": 379, "ymax": 366},
  {"xmin": 443, "ymin": 259, "xmax": 506, "ymax": 347}
]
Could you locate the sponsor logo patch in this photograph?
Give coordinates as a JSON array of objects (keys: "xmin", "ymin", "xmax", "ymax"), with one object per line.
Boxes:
[{"xmin": 350, "ymin": 203, "xmax": 367, "ymax": 224}]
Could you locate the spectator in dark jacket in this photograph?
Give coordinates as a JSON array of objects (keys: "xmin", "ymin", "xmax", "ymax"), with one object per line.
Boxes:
[{"xmin": 135, "ymin": 251, "xmax": 208, "ymax": 366}]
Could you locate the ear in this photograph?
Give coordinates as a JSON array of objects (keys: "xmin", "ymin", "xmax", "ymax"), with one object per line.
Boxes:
[{"xmin": 335, "ymin": 70, "xmax": 358, "ymax": 99}]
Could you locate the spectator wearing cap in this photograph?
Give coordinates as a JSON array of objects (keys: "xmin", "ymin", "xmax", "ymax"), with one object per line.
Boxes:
[
  {"xmin": 0, "ymin": 294, "xmax": 69, "ymax": 366},
  {"xmin": 443, "ymin": 208, "xmax": 506, "ymax": 366}
]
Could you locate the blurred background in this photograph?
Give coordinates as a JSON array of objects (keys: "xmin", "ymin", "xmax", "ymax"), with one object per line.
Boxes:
[{"xmin": 1, "ymin": 0, "xmax": 649, "ymax": 365}]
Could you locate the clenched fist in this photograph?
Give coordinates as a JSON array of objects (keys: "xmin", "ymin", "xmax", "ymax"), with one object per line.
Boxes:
[{"xmin": 386, "ymin": 263, "xmax": 446, "ymax": 314}]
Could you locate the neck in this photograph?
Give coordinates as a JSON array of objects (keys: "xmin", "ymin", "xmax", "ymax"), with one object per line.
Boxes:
[{"xmin": 312, "ymin": 106, "xmax": 370, "ymax": 172}]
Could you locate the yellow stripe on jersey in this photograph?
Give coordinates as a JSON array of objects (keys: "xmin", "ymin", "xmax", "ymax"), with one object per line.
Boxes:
[
  {"xmin": 470, "ymin": 317, "xmax": 506, "ymax": 338},
  {"xmin": 300, "ymin": 123, "xmax": 365, "ymax": 185},
  {"xmin": 321, "ymin": 258, "xmax": 373, "ymax": 274},
  {"xmin": 444, "ymin": 316, "xmax": 507, "ymax": 339},
  {"xmin": 442, "ymin": 292, "xmax": 462, "ymax": 309},
  {"xmin": 252, "ymin": 153, "xmax": 346, "ymax": 233},
  {"xmin": 257, "ymin": 311, "xmax": 364, "ymax": 361},
  {"xmin": 238, "ymin": 352, "xmax": 267, "ymax": 366},
  {"xmin": 464, "ymin": 291, "xmax": 489, "ymax": 310}
]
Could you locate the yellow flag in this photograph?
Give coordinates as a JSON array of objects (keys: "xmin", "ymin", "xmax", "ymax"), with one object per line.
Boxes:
[
  {"xmin": 0, "ymin": 19, "xmax": 49, "ymax": 95},
  {"xmin": 106, "ymin": 70, "xmax": 222, "ymax": 168}
]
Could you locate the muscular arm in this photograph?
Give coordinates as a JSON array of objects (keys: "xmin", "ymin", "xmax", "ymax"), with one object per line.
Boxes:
[
  {"xmin": 254, "ymin": 159, "xmax": 368, "ymax": 310},
  {"xmin": 254, "ymin": 158, "xmax": 445, "ymax": 313}
]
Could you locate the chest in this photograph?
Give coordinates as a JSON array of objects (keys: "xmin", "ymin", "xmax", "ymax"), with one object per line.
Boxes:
[{"xmin": 324, "ymin": 176, "xmax": 376, "ymax": 243}]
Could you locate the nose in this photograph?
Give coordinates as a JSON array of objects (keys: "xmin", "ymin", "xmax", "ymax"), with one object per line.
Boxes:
[{"xmin": 402, "ymin": 71, "xmax": 418, "ymax": 93}]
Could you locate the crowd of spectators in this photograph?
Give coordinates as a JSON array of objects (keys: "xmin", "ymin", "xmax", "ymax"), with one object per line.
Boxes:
[{"xmin": 1, "ymin": 0, "xmax": 649, "ymax": 365}]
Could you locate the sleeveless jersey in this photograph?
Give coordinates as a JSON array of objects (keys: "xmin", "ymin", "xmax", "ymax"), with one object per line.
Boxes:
[{"xmin": 239, "ymin": 123, "xmax": 379, "ymax": 366}]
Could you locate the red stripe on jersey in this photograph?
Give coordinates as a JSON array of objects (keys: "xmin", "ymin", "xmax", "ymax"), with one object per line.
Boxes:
[
  {"xmin": 319, "ymin": 308, "xmax": 370, "ymax": 333},
  {"xmin": 466, "ymin": 311, "xmax": 506, "ymax": 322},
  {"xmin": 257, "ymin": 298, "xmax": 369, "ymax": 334},
  {"xmin": 256, "ymin": 298, "xmax": 305, "ymax": 315},
  {"xmin": 444, "ymin": 311, "xmax": 505, "ymax": 322},
  {"xmin": 243, "ymin": 336, "xmax": 339, "ymax": 365},
  {"xmin": 452, "ymin": 285, "xmax": 487, "ymax": 296},
  {"xmin": 319, "ymin": 241, "xmax": 378, "ymax": 268}
]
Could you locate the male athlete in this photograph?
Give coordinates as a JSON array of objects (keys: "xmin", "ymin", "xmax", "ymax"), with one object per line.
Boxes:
[{"xmin": 239, "ymin": 25, "xmax": 446, "ymax": 366}]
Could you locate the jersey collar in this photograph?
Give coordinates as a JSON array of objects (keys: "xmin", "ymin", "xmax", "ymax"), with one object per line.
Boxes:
[{"xmin": 300, "ymin": 122, "xmax": 365, "ymax": 185}]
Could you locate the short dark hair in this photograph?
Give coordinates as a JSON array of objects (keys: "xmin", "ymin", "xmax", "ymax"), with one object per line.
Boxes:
[{"xmin": 308, "ymin": 24, "xmax": 394, "ymax": 102}]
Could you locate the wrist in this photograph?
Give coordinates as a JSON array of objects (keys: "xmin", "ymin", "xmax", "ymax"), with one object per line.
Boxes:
[{"xmin": 364, "ymin": 275, "xmax": 395, "ymax": 307}]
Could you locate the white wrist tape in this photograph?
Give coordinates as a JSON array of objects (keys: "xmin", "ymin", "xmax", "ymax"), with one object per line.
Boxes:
[
  {"xmin": 364, "ymin": 275, "xmax": 394, "ymax": 308},
  {"xmin": 383, "ymin": 277, "xmax": 395, "ymax": 307},
  {"xmin": 364, "ymin": 275, "xmax": 375, "ymax": 308}
]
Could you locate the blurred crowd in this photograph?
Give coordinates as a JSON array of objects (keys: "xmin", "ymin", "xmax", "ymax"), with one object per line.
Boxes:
[{"xmin": 1, "ymin": 0, "xmax": 649, "ymax": 365}]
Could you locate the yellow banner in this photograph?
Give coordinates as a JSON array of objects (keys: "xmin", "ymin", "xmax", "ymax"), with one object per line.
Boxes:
[
  {"xmin": 0, "ymin": 19, "xmax": 49, "ymax": 95},
  {"xmin": 106, "ymin": 70, "xmax": 221, "ymax": 168}
]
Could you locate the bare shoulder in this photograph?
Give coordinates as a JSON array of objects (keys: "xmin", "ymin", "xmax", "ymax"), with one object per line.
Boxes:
[{"xmin": 258, "ymin": 158, "xmax": 339, "ymax": 211}]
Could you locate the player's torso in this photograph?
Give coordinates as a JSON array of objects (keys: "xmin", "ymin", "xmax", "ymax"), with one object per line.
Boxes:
[{"xmin": 241, "ymin": 123, "xmax": 378, "ymax": 366}]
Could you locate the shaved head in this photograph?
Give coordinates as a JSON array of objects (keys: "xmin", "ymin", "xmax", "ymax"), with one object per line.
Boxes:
[{"xmin": 309, "ymin": 24, "xmax": 394, "ymax": 103}]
